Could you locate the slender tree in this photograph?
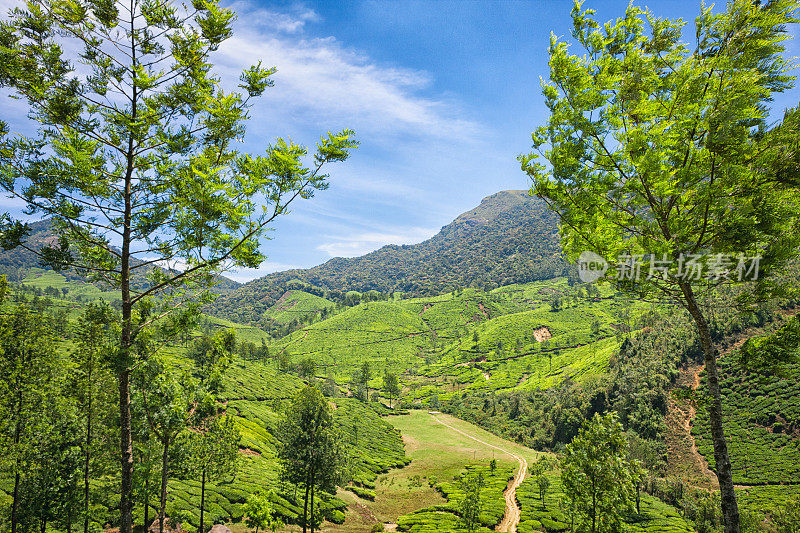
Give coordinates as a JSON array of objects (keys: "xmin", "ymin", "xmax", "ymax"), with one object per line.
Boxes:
[
  {"xmin": 184, "ymin": 415, "xmax": 240, "ymax": 533},
  {"xmin": 457, "ymin": 470, "xmax": 484, "ymax": 533},
  {"xmin": 561, "ymin": 412, "xmax": 641, "ymax": 533},
  {"xmin": 359, "ymin": 361, "xmax": 372, "ymax": 402},
  {"xmin": 0, "ymin": 302, "xmax": 57, "ymax": 533},
  {"xmin": 382, "ymin": 371, "xmax": 400, "ymax": 409},
  {"xmin": 521, "ymin": 1, "xmax": 800, "ymax": 530},
  {"xmin": 74, "ymin": 302, "xmax": 118, "ymax": 533},
  {"xmin": 536, "ymin": 474, "xmax": 550, "ymax": 510},
  {"xmin": 0, "ymin": 2, "xmax": 356, "ymax": 532},
  {"xmin": 278, "ymin": 387, "xmax": 346, "ymax": 533},
  {"xmin": 137, "ymin": 359, "xmax": 199, "ymax": 533}
]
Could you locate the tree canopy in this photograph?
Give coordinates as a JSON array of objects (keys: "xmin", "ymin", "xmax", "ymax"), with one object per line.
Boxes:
[{"xmin": 521, "ymin": 2, "xmax": 800, "ymax": 529}]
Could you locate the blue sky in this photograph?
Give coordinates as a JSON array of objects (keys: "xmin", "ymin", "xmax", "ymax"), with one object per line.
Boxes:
[
  {"xmin": 2, "ymin": 0, "xmax": 799, "ymax": 282},
  {"xmin": 213, "ymin": 0, "xmax": 800, "ymax": 282}
]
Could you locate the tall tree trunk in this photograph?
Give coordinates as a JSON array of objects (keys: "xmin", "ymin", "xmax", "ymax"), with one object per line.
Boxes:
[
  {"xmin": 309, "ymin": 484, "xmax": 315, "ymax": 533},
  {"xmin": 84, "ymin": 359, "xmax": 93, "ymax": 533},
  {"xmin": 199, "ymin": 469, "xmax": 206, "ymax": 533},
  {"xmin": 159, "ymin": 438, "xmax": 170, "ymax": 533},
  {"xmin": 120, "ymin": 4, "xmax": 137, "ymax": 532},
  {"xmin": 302, "ymin": 482, "xmax": 309, "ymax": 533},
  {"xmin": 11, "ymin": 472, "xmax": 20, "ymax": 533},
  {"xmin": 680, "ymin": 282, "xmax": 740, "ymax": 533},
  {"xmin": 119, "ymin": 366, "xmax": 134, "ymax": 533},
  {"xmin": 144, "ymin": 476, "xmax": 150, "ymax": 531}
]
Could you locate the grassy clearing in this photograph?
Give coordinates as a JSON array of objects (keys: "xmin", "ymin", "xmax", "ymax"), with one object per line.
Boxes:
[{"xmin": 319, "ymin": 410, "xmax": 544, "ymax": 533}]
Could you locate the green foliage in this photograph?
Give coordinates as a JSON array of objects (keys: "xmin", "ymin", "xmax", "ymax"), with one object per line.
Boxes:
[
  {"xmin": 242, "ymin": 491, "xmax": 283, "ymax": 533},
  {"xmin": 277, "ymin": 386, "xmax": 346, "ymax": 532},
  {"xmin": 516, "ymin": 473, "xmax": 695, "ymax": 533},
  {"xmin": 182, "ymin": 415, "xmax": 240, "ymax": 533},
  {"xmin": 0, "ymin": 1, "xmax": 356, "ymax": 529},
  {"xmin": 521, "ymin": 2, "xmax": 800, "ymax": 527},
  {"xmin": 535, "ymin": 474, "xmax": 550, "ymax": 508},
  {"xmin": 395, "ymin": 464, "xmax": 511, "ymax": 533},
  {"xmin": 767, "ymin": 495, "xmax": 800, "ymax": 532},
  {"xmin": 693, "ymin": 334, "xmax": 800, "ymax": 485},
  {"xmin": 383, "ymin": 371, "xmax": 400, "ymax": 409},
  {"xmin": 521, "ymin": 0, "xmax": 800, "ymax": 296},
  {"xmin": 330, "ymin": 399, "xmax": 409, "ymax": 489},
  {"xmin": 0, "ymin": 295, "xmax": 90, "ymax": 533},
  {"xmin": 0, "ymin": 279, "xmax": 408, "ymax": 532},
  {"xmin": 457, "ymin": 470, "xmax": 484, "ymax": 533},
  {"xmin": 344, "ymin": 485, "xmax": 375, "ymax": 501},
  {"xmin": 561, "ymin": 412, "xmax": 641, "ymax": 533}
]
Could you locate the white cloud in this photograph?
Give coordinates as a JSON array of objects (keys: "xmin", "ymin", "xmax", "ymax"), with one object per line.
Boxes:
[
  {"xmin": 228, "ymin": 2, "xmax": 319, "ymax": 34},
  {"xmin": 316, "ymin": 226, "xmax": 437, "ymax": 258},
  {"xmin": 216, "ymin": 3, "xmax": 480, "ymax": 140}
]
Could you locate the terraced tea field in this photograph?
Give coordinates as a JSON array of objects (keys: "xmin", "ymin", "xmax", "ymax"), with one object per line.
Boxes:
[
  {"xmin": 269, "ymin": 279, "xmax": 654, "ymax": 404},
  {"xmin": 692, "ymin": 327, "xmax": 800, "ymax": 516}
]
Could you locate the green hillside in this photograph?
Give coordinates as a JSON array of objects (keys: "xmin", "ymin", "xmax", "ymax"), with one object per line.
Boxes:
[
  {"xmin": 0, "ymin": 287, "xmax": 408, "ymax": 531},
  {"xmin": 692, "ymin": 317, "xmax": 800, "ymax": 516},
  {"xmin": 263, "ymin": 290, "xmax": 336, "ymax": 325},
  {"xmin": 21, "ymin": 267, "xmax": 120, "ymax": 301},
  {"xmin": 269, "ymin": 278, "xmax": 648, "ymax": 406},
  {"xmin": 6, "ymin": 258, "xmax": 799, "ymax": 531}
]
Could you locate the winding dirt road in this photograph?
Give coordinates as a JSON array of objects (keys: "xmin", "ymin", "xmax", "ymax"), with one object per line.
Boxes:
[{"xmin": 429, "ymin": 414, "xmax": 527, "ymax": 533}]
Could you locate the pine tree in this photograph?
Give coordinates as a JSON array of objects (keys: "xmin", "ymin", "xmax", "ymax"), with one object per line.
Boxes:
[{"xmin": 0, "ymin": 3, "xmax": 356, "ymax": 531}]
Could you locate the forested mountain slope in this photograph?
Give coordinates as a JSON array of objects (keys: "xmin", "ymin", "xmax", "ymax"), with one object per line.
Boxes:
[{"xmin": 210, "ymin": 190, "xmax": 566, "ymax": 324}]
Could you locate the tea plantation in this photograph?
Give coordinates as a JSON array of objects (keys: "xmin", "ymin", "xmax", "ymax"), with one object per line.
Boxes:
[{"xmin": 692, "ymin": 342, "xmax": 800, "ymax": 487}]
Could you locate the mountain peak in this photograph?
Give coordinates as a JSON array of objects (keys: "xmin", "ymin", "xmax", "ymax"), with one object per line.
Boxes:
[{"xmin": 453, "ymin": 190, "xmax": 534, "ymax": 227}]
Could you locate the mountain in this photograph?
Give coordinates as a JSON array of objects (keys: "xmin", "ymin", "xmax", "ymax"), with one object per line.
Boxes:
[{"xmin": 210, "ymin": 190, "xmax": 567, "ymax": 325}]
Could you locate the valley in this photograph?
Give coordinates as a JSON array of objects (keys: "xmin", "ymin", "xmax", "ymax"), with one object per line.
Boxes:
[{"xmin": 5, "ymin": 242, "xmax": 799, "ymax": 532}]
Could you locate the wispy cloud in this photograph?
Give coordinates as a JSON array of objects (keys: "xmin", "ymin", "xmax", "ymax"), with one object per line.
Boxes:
[
  {"xmin": 316, "ymin": 226, "xmax": 437, "ymax": 258},
  {"xmin": 227, "ymin": 2, "xmax": 320, "ymax": 34},
  {"xmin": 217, "ymin": 3, "xmax": 480, "ymax": 140}
]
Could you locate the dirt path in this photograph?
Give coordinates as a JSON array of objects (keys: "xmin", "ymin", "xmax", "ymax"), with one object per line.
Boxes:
[
  {"xmin": 666, "ymin": 361, "xmax": 718, "ymax": 488},
  {"xmin": 666, "ymin": 332, "xmax": 774, "ymax": 489},
  {"xmin": 430, "ymin": 414, "xmax": 527, "ymax": 533}
]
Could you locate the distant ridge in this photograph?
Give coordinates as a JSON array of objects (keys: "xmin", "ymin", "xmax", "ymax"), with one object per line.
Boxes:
[
  {"xmin": 211, "ymin": 190, "xmax": 567, "ymax": 325},
  {"xmin": 0, "ymin": 219, "xmax": 241, "ymax": 292}
]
